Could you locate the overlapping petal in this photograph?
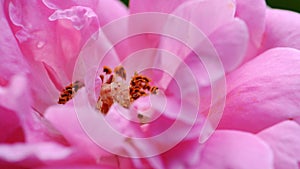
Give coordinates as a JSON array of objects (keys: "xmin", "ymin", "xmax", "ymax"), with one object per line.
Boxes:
[
  {"xmin": 0, "ymin": 107, "xmax": 24, "ymax": 143},
  {"xmin": 0, "ymin": 76, "xmax": 27, "ymax": 143},
  {"xmin": 37, "ymin": 165, "xmax": 116, "ymax": 169},
  {"xmin": 0, "ymin": 75, "xmax": 74, "ymax": 168},
  {"xmin": 259, "ymin": 9, "xmax": 300, "ymax": 53},
  {"xmin": 8, "ymin": 0, "xmax": 96, "ymax": 85},
  {"xmin": 43, "ymin": 0, "xmax": 128, "ymax": 26},
  {"xmin": 129, "ymin": 0, "xmax": 188, "ymax": 14},
  {"xmin": 0, "ymin": 142, "xmax": 72, "ymax": 165},
  {"xmin": 157, "ymin": 0, "xmax": 247, "ymax": 88},
  {"xmin": 1, "ymin": 0, "xmax": 300, "ymax": 168},
  {"xmin": 0, "ymin": 75, "xmax": 30, "ymax": 140},
  {"xmin": 130, "ymin": 0, "xmax": 266, "ymax": 64},
  {"xmin": 208, "ymin": 18, "xmax": 248, "ymax": 72},
  {"xmin": 6, "ymin": 0, "xmax": 128, "ymax": 113},
  {"xmin": 0, "ymin": 2, "xmax": 28, "ymax": 85},
  {"xmin": 44, "ymin": 102, "xmax": 109, "ymax": 160},
  {"xmin": 219, "ymin": 48, "xmax": 300, "ymax": 132},
  {"xmin": 172, "ymin": 0, "xmax": 236, "ymax": 36},
  {"xmin": 235, "ymin": 0, "xmax": 266, "ymax": 61},
  {"xmin": 198, "ymin": 130, "xmax": 274, "ymax": 169},
  {"xmin": 258, "ymin": 121, "xmax": 300, "ymax": 169},
  {"xmin": 161, "ymin": 139, "xmax": 202, "ymax": 169}
]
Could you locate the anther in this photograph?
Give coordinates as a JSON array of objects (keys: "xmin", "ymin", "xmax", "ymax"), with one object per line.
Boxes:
[
  {"xmin": 150, "ymin": 86, "xmax": 158, "ymax": 94},
  {"xmin": 58, "ymin": 81, "xmax": 84, "ymax": 104},
  {"xmin": 114, "ymin": 66, "xmax": 126, "ymax": 80},
  {"xmin": 103, "ymin": 66, "xmax": 112, "ymax": 74}
]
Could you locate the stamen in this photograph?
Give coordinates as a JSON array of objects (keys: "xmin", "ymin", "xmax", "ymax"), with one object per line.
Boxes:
[
  {"xmin": 100, "ymin": 75, "xmax": 104, "ymax": 82},
  {"xmin": 114, "ymin": 65, "xmax": 126, "ymax": 80},
  {"xmin": 106, "ymin": 75, "xmax": 114, "ymax": 84},
  {"xmin": 97, "ymin": 83, "xmax": 114, "ymax": 114},
  {"xmin": 129, "ymin": 73, "xmax": 157, "ymax": 102},
  {"xmin": 150, "ymin": 86, "xmax": 159, "ymax": 94},
  {"xmin": 103, "ymin": 66, "xmax": 112, "ymax": 74},
  {"xmin": 58, "ymin": 81, "xmax": 84, "ymax": 104},
  {"xmin": 97, "ymin": 66, "xmax": 158, "ymax": 115}
]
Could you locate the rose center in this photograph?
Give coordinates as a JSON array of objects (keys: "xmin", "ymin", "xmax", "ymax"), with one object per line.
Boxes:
[
  {"xmin": 96, "ymin": 66, "xmax": 158, "ymax": 115},
  {"xmin": 57, "ymin": 66, "xmax": 158, "ymax": 115}
]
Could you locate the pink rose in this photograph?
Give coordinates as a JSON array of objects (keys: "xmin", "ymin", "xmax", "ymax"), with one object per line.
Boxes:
[{"xmin": 1, "ymin": 0, "xmax": 300, "ymax": 169}]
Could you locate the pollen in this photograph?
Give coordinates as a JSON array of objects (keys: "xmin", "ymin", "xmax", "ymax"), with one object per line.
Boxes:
[
  {"xmin": 129, "ymin": 73, "xmax": 157, "ymax": 102},
  {"xmin": 97, "ymin": 66, "xmax": 158, "ymax": 115},
  {"xmin": 58, "ymin": 81, "xmax": 84, "ymax": 104},
  {"xmin": 103, "ymin": 66, "xmax": 112, "ymax": 74}
]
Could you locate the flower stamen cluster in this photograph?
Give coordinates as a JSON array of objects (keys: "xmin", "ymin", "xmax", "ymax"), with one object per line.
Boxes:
[
  {"xmin": 97, "ymin": 66, "xmax": 158, "ymax": 114},
  {"xmin": 57, "ymin": 66, "xmax": 158, "ymax": 115}
]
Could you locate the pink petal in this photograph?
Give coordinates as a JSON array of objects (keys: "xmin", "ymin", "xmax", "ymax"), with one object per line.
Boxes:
[
  {"xmin": 8, "ymin": 0, "xmax": 97, "ymax": 85},
  {"xmin": 67, "ymin": 85, "xmax": 198, "ymax": 167},
  {"xmin": 155, "ymin": 0, "xmax": 237, "ymax": 88},
  {"xmin": 235, "ymin": 0, "xmax": 266, "ymax": 61},
  {"xmin": 43, "ymin": 0, "xmax": 128, "ymax": 26},
  {"xmin": 48, "ymin": 6, "xmax": 99, "ymax": 31},
  {"xmin": 44, "ymin": 103, "xmax": 109, "ymax": 160},
  {"xmin": 219, "ymin": 47, "xmax": 300, "ymax": 133},
  {"xmin": 8, "ymin": 1, "xmax": 126, "ymax": 89},
  {"xmin": 0, "ymin": 75, "xmax": 31, "ymax": 141},
  {"xmin": 0, "ymin": 107, "xmax": 24, "ymax": 143},
  {"xmin": 37, "ymin": 165, "xmax": 116, "ymax": 169},
  {"xmin": 161, "ymin": 139, "xmax": 202, "ymax": 169},
  {"xmin": 0, "ymin": 75, "xmax": 62, "ymax": 144},
  {"xmin": 172, "ymin": 0, "xmax": 236, "ymax": 36},
  {"xmin": 0, "ymin": 143, "xmax": 118, "ymax": 168},
  {"xmin": 258, "ymin": 121, "xmax": 300, "ymax": 169},
  {"xmin": 105, "ymin": 101, "xmax": 196, "ymax": 163},
  {"xmin": 42, "ymin": 0, "xmax": 129, "ymax": 62},
  {"xmin": 208, "ymin": 18, "xmax": 248, "ymax": 72},
  {"xmin": 0, "ymin": 142, "xmax": 71, "ymax": 163},
  {"xmin": 129, "ymin": 0, "xmax": 188, "ymax": 13},
  {"xmin": 0, "ymin": 3, "xmax": 28, "ymax": 85},
  {"xmin": 58, "ymin": 89, "xmax": 164, "ymax": 168},
  {"xmin": 75, "ymin": 28, "xmax": 121, "ymax": 76},
  {"xmin": 24, "ymin": 110, "xmax": 71, "ymax": 145},
  {"xmin": 44, "ymin": 89, "xmax": 128, "ymax": 168},
  {"xmin": 198, "ymin": 130, "xmax": 274, "ymax": 169},
  {"xmin": 26, "ymin": 62, "xmax": 60, "ymax": 113},
  {"xmin": 104, "ymin": 104, "xmax": 146, "ymax": 138},
  {"xmin": 6, "ymin": 0, "xmax": 81, "ymax": 111},
  {"xmin": 106, "ymin": 14, "xmax": 161, "ymax": 61},
  {"xmin": 259, "ymin": 9, "xmax": 300, "ymax": 53},
  {"xmin": 154, "ymin": 0, "xmax": 236, "ymax": 62},
  {"xmin": 1, "ymin": 75, "xmax": 31, "ymax": 115},
  {"xmin": 171, "ymin": 18, "xmax": 248, "ymax": 89},
  {"xmin": 7, "ymin": 0, "xmax": 125, "ymax": 112},
  {"xmin": 93, "ymin": 0, "xmax": 128, "ymax": 26}
]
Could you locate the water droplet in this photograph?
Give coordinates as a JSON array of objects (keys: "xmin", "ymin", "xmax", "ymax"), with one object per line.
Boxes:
[{"xmin": 37, "ymin": 41, "xmax": 46, "ymax": 49}]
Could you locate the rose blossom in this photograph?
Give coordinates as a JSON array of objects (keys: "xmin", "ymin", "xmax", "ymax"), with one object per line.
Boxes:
[{"xmin": 1, "ymin": 0, "xmax": 300, "ymax": 169}]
